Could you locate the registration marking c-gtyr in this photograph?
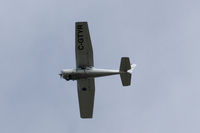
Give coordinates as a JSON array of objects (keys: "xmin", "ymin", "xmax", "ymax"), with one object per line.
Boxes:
[{"xmin": 77, "ymin": 25, "xmax": 84, "ymax": 50}]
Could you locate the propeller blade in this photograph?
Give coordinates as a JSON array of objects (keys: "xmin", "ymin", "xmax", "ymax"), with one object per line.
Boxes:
[{"xmin": 59, "ymin": 73, "xmax": 63, "ymax": 78}]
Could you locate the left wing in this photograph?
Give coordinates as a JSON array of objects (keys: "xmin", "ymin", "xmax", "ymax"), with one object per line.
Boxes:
[
  {"xmin": 77, "ymin": 78, "xmax": 95, "ymax": 118},
  {"xmin": 75, "ymin": 22, "xmax": 94, "ymax": 68}
]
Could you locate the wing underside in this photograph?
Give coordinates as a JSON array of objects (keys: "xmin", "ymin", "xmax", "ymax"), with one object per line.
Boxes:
[
  {"xmin": 75, "ymin": 22, "xmax": 95, "ymax": 118},
  {"xmin": 77, "ymin": 78, "xmax": 95, "ymax": 118},
  {"xmin": 75, "ymin": 22, "xmax": 94, "ymax": 68}
]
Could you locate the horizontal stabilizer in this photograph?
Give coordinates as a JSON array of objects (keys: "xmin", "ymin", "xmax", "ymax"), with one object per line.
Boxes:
[
  {"xmin": 120, "ymin": 57, "xmax": 131, "ymax": 72},
  {"xmin": 119, "ymin": 57, "xmax": 132, "ymax": 86},
  {"xmin": 120, "ymin": 73, "xmax": 131, "ymax": 86}
]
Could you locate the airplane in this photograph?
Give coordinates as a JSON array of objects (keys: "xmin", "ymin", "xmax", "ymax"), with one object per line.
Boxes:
[{"xmin": 59, "ymin": 22, "xmax": 136, "ymax": 118}]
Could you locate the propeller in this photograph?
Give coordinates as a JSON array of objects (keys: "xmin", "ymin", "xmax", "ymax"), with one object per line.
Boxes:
[{"xmin": 59, "ymin": 73, "xmax": 63, "ymax": 79}]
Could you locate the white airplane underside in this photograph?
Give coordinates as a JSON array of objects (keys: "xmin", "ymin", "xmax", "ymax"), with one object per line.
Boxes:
[
  {"xmin": 60, "ymin": 22, "xmax": 136, "ymax": 118},
  {"xmin": 60, "ymin": 68, "xmax": 120, "ymax": 80}
]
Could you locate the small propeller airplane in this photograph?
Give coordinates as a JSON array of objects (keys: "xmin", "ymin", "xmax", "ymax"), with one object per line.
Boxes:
[{"xmin": 59, "ymin": 22, "xmax": 136, "ymax": 118}]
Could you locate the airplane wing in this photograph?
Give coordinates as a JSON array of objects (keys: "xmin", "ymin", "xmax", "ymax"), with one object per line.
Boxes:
[
  {"xmin": 77, "ymin": 78, "xmax": 95, "ymax": 118},
  {"xmin": 75, "ymin": 22, "xmax": 94, "ymax": 68}
]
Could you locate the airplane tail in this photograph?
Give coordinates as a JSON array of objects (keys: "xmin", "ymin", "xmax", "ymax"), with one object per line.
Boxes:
[{"xmin": 119, "ymin": 57, "xmax": 136, "ymax": 86}]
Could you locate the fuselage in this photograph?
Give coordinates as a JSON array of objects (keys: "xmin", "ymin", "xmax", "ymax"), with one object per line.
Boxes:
[{"xmin": 60, "ymin": 67, "xmax": 122, "ymax": 81}]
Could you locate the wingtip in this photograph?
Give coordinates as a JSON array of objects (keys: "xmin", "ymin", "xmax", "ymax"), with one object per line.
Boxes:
[{"xmin": 75, "ymin": 21, "xmax": 88, "ymax": 24}]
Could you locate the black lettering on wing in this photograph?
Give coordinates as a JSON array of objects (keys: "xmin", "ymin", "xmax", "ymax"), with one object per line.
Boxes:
[{"xmin": 77, "ymin": 25, "xmax": 84, "ymax": 50}]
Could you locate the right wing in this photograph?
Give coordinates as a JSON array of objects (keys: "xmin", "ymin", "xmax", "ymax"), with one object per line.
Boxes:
[
  {"xmin": 77, "ymin": 78, "xmax": 95, "ymax": 118},
  {"xmin": 75, "ymin": 22, "xmax": 94, "ymax": 68}
]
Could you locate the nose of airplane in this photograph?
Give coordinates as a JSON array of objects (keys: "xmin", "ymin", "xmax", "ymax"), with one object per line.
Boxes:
[{"xmin": 59, "ymin": 73, "xmax": 63, "ymax": 78}]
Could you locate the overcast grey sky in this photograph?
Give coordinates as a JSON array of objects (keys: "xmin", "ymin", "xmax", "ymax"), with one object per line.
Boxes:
[{"xmin": 1, "ymin": 0, "xmax": 200, "ymax": 133}]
